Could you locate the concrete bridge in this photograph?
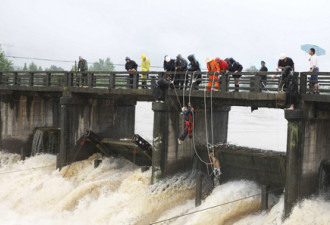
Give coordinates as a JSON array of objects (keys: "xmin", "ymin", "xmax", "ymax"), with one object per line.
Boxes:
[{"xmin": 0, "ymin": 70, "xmax": 330, "ymax": 218}]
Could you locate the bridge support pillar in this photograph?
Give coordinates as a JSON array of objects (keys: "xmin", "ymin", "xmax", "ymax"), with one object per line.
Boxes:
[
  {"xmin": 193, "ymin": 105, "xmax": 231, "ymax": 146},
  {"xmin": 284, "ymin": 108, "xmax": 330, "ymax": 219},
  {"xmin": 58, "ymin": 93, "xmax": 72, "ymax": 169},
  {"xmin": 151, "ymin": 102, "xmax": 194, "ymax": 183}
]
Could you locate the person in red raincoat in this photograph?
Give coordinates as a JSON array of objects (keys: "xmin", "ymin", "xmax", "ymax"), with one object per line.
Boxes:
[
  {"xmin": 178, "ymin": 103, "xmax": 194, "ymax": 144},
  {"xmin": 215, "ymin": 57, "xmax": 228, "ymax": 87},
  {"xmin": 205, "ymin": 57, "xmax": 220, "ymax": 91}
]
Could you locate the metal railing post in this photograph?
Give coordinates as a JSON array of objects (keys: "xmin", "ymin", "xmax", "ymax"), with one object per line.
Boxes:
[
  {"xmin": 300, "ymin": 72, "xmax": 307, "ymax": 94},
  {"xmin": 254, "ymin": 73, "xmax": 261, "ymax": 93},
  {"xmin": 29, "ymin": 72, "xmax": 34, "ymax": 87},
  {"xmin": 220, "ymin": 72, "xmax": 228, "ymax": 92},
  {"xmin": 63, "ymin": 72, "xmax": 69, "ymax": 87},
  {"xmin": 133, "ymin": 72, "xmax": 138, "ymax": 89},
  {"xmin": 68, "ymin": 72, "xmax": 73, "ymax": 87},
  {"xmin": 13, "ymin": 72, "xmax": 18, "ymax": 86},
  {"xmin": 109, "ymin": 73, "xmax": 115, "ymax": 89},
  {"xmin": 46, "ymin": 72, "xmax": 51, "ymax": 87},
  {"xmin": 88, "ymin": 72, "xmax": 93, "ymax": 88},
  {"xmin": 151, "ymin": 76, "xmax": 156, "ymax": 89}
]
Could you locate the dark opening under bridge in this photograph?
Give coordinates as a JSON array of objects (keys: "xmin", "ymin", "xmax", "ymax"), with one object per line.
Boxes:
[{"xmin": 0, "ymin": 70, "xmax": 330, "ymax": 218}]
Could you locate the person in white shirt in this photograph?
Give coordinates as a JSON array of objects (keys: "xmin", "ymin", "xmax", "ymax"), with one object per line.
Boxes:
[{"xmin": 309, "ymin": 48, "xmax": 319, "ymax": 94}]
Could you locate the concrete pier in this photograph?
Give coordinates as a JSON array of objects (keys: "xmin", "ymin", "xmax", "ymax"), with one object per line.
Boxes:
[
  {"xmin": 193, "ymin": 104, "xmax": 230, "ymax": 146},
  {"xmin": 284, "ymin": 107, "xmax": 330, "ymax": 218}
]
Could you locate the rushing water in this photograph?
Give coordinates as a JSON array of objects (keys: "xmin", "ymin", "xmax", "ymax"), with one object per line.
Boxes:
[{"xmin": 0, "ymin": 103, "xmax": 328, "ymax": 225}]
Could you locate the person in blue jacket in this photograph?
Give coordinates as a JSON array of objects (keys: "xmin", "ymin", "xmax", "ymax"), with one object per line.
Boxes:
[
  {"xmin": 178, "ymin": 102, "xmax": 194, "ymax": 144},
  {"xmin": 188, "ymin": 54, "xmax": 201, "ymax": 90},
  {"xmin": 125, "ymin": 57, "xmax": 138, "ymax": 89},
  {"xmin": 226, "ymin": 58, "xmax": 243, "ymax": 92}
]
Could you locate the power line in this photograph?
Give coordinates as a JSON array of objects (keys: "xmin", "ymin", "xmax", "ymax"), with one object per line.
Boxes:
[
  {"xmin": 0, "ymin": 164, "xmax": 55, "ymax": 175},
  {"xmin": 6, "ymin": 55, "xmax": 209, "ymax": 70},
  {"xmin": 149, "ymin": 187, "xmax": 283, "ymax": 225},
  {"xmin": 5, "ymin": 55, "xmax": 164, "ymax": 69}
]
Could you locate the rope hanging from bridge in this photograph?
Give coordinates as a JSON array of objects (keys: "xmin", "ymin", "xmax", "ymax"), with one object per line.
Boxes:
[{"xmin": 149, "ymin": 186, "xmax": 284, "ymax": 225}]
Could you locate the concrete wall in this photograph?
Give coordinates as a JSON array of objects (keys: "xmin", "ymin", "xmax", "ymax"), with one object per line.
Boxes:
[
  {"xmin": 193, "ymin": 105, "xmax": 230, "ymax": 146},
  {"xmin": 0, "ymin": 91, "xmax": 136, "ymax": 161},
  {"xmin": 0, "ymin": 92, "xmax": 60, "ymax": 154}
]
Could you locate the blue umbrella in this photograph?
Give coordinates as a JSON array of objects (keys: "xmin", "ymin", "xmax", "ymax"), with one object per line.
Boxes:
[{"xmin": 301, "ymin": 44, "xmax": 326, "ymax": 56}]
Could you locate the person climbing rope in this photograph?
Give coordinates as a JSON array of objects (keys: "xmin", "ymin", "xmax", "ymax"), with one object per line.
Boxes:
[
  {"xmin": 206, "ymin": 152, "xmax": 222, "ymax": 187},
  {"xmin": 178, "ymin": 102, "xmax": 194, "ymax": 144}
]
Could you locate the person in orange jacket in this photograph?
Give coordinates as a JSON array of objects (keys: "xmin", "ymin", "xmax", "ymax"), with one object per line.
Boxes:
[{"xmin": 205, "ymin": 57, "xmax": 220, "ymax": 91}]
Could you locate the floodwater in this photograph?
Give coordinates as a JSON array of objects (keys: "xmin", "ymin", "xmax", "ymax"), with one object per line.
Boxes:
[{"xmin": 0, "ymin": 102, "xmax": 328, "ymax": 225}]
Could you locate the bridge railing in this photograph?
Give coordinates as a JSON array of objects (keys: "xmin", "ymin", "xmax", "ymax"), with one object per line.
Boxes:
[
  {"xmin": 1, "ymin": 71, "xmax": 329, "ymax": 95},
  {"xmin": 300, "ymin": 72, "xmax": 330, "ymax": 94}
]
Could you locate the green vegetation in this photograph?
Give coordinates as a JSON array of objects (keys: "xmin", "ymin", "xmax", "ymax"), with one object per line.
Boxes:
[
  {"xmin": 245, "ymin": 65, "xmax": 258, "ymax": 72},
  {"xmin": 45, "ymin": 65, "xmax": 64, "ymax": 71},
  {"xmin": 0, "ymin": 44, "xmax": 13, "ymax": 71},
  {"xmin": 89, "ymin": 58, "xmax": 115, "ymax": 71}
]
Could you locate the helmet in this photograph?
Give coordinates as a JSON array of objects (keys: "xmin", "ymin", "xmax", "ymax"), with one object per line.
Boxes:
[
  {"xmin": 205, "ymin": 57, "xmax": 212, "ymax": 63},
  {"xmin": 280, "ymin": 53, "xmax": 286, "ymax": 60},
  {"xmin": 165, "ymin": 56, "xmax": 171, "ymax": 62},
  {"xmin": 215, "ymin": 57, "xmax": 221, "ymax": 63},
  {"xmin": 125, "ymin": 56, "xmax": 130, "ymax": 61},
  {"xmin": 141, "ymin": 54, "xmax": 146, "ymax": 59}
]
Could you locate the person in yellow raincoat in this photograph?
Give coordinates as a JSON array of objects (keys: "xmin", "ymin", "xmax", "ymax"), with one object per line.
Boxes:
[{"xmin": 141, "ymin": 54, "xmax": 150, "ymax": 89}]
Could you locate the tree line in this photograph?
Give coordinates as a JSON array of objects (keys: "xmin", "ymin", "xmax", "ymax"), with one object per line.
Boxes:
[{"xmin": 0, "ymin": 44, "xmax": 115, "ymax": 71}]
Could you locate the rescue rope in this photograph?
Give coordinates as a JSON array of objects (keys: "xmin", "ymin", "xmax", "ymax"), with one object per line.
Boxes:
[
  {"xmin": 188, "ymin": 76, "xmax": 212, "ymax": 166},
  {"xmin": 182, "ymin": 70, "xmax": 187, "ymax": 106},
  {"xmin": 204, "ymin": 85, "xmax": 215, "ymax": 173},
  {"xmin": 188, "ymin": 71, "xmax": 197, "ymax": 104},
  {"xmin": 149, "ymin": 186, "xmax": 284, "ymax": 225},
  {"xmin": 0, "ymin": 164, "xmax": 56, "ymax": 175},
  {"xmin": 63, "ymin": 135, "xmax": 86, "ymax": 178},
  {"xmin": 172, "ymin": 70, "xmax": 183, "ymax": 109}
]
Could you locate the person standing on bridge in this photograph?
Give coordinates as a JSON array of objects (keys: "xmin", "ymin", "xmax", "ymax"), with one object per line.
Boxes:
[
  {"xmin": 205, "ymin": 57, "xmax": 220, "ymax": 91},
  {"xmin": 178, "ymin": 102, "xmax": 194, "ymax": 144},
  {"xmin": 175, "ymin": 54, "xmax": 188, "ymax": 89},
  {"xmin": 215, "ymin": 57, "xmax": 228, "ymax": 87},
  {"xmin": 77, "ymin": 56, "xmax": 88, "ymax": 87},
  {"xmin": 272, "ymin": 53, "xmax": 295, "ymax": 91},
  {"xmin": 163, "ymin": 55, "xmax": 176, "ymax": 80},
  {"xmin": 309, "ymin": 48, "xmax": 319, "ymax": 94},
  {"xmin": 188, "ymin": 54, "xmax": 201, "ymax": 90},
  {"xmin": 276, "ymin": 53, "xmax": 295, "ymax": 72},
  {"xmin": 259, "ymin": 61, "xmax": 268, "ymax": 90},
  {"xmin": 272, "ymin": 53, "xmax": 295, "ymax": 80},
  {"xmin": 125, "ymin": 57, "xmax": 138, "ymax": 89},
  {"xmin": 226, "ymin": 58, "xmax": 243, "ymax": 92},
  {"xmin": 153, "ymin": 74, "xmax": 173, "ymax": 103},
  {"xmin": 140, "ymin": 54, "xmax": 150, "ymax": 89}
]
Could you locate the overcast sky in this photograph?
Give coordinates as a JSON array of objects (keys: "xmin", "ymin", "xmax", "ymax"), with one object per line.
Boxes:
[{"xmin": 1, "ymin": 0, "xmax": 330, "ymax": 71}]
